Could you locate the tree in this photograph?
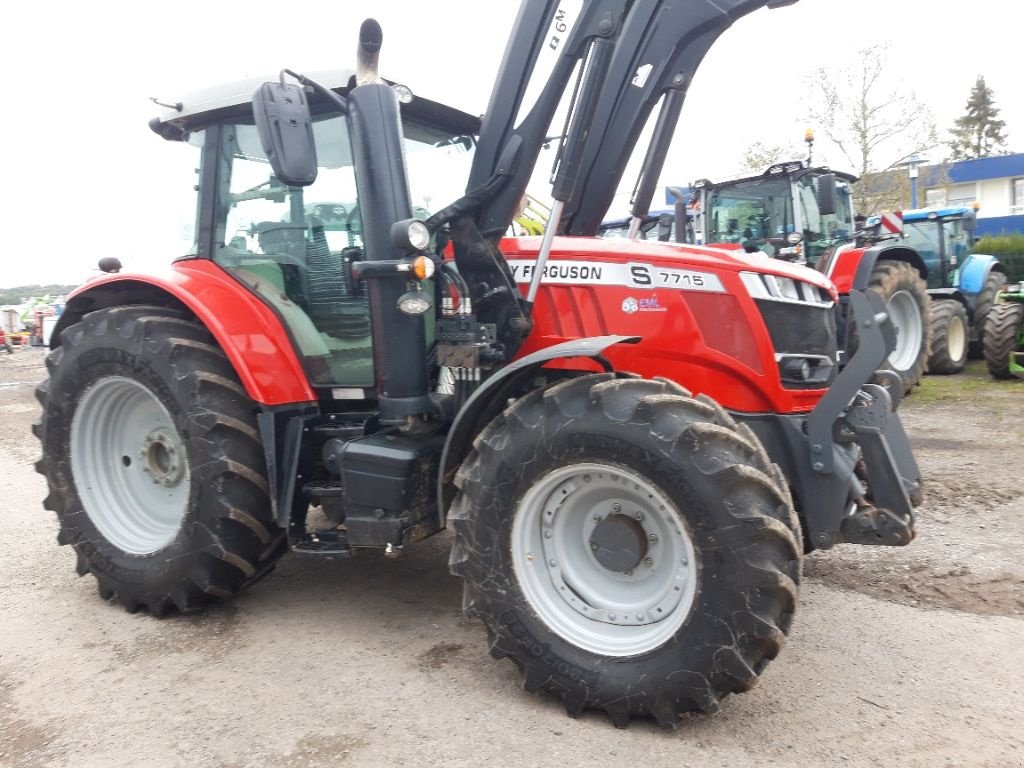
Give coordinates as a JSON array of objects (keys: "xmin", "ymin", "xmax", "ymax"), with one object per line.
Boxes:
[
  {"xmin": 948, "ymin": 76, "xmax": 1008, "ymax": 160},
  {"xmin": 805, "ymin": 44, "xmax": 937, "ymax": 212},
  {"xmin": 740, "ymin": 141, "xmax": 796, "ymax": 173}
]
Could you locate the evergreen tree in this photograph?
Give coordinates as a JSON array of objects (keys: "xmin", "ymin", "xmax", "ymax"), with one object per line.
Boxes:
[{"xmin": 948, "ymin": 76, "xmax": 1008, "ymax": 160}]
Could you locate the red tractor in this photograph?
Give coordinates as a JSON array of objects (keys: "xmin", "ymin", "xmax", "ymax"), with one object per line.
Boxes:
[{"xmin": 35, "ymin": 1, "xmax": 921, "ymax": 726}]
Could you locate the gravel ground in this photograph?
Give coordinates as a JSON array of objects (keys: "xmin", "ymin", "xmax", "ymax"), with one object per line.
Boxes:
[{"xmin": 1, "ymin": 346, "xmax": 1022, "ymax": 768}]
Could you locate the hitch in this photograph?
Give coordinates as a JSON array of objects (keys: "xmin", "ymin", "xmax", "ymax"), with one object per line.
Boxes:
[{"xmin": 840, "ymin": 503, "xmax": 914, "ymax": 546}]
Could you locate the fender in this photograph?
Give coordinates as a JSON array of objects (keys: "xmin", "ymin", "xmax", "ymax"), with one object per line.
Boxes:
[
  {"xmin": 830, "ymin": 244, "xmax": 927, "ymax": 294},
  {"xmin": 51, "ymin": 260, "xmax": 316, "ymax": 405},
  {"xmin": 957, "ymin": 252, "xmax": 1003, "ymax": 297},
  {"xmin": 437, "ymin": 335, "xmax": 638, "ymax": 527}
]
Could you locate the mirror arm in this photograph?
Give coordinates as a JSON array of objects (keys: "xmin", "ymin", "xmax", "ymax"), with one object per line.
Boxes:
[{"xmin": 283, "ymin": 69, "xmax": 349, "ymax": 114}]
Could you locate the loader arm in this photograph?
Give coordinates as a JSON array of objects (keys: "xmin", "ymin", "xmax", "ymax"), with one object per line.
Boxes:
[
  {"xmin": 560, "ymin": 0, "xmax": 798, "ymax": 235},
  {"xmin": 444, "ymin": 0, "xmax": 797, "ymax": 356}
]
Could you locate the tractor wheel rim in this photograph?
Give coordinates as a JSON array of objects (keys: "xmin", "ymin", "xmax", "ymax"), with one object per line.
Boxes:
[
  {"xmin": 511, "ymin": 462, "xmax": 698, "ymax": 657},
  {"xmin": 71, "ymin": 376, "xmax": 190, "ymax": 555},
  {"xmin": 887, "ymin": 290, "xmax": 923, "ymax": 371},
  {"xmin": 948, "ymin": 314, "xmax": 967, "ymax": 361}
]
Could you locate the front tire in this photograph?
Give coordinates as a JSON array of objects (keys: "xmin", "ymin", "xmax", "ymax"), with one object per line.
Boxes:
[
  {"xmin": 867, "ymin": 261, "xmax": 931, "ymax": 394},
  {"xmin": 927, "ymin": 299, "xmax": 969, "ymax": 374},
  {"xmin": 983, "ymin": 302, "xmax": 1024, "ymax": 379},
  {"xmin": 969, "ymin": 271, "xmax": 1006, "ymax": 358},
  {"xmin": 34, "ymin": 306, "xmax": 287, "ymax": 614},
  {"xmin": 449, "ymin": 374, "xmax": 800, "ymax": 727}
]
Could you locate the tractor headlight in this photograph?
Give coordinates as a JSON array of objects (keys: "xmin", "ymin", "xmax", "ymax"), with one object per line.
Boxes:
[
  {"xmin": 392, "ymin": 83, "xmax": 414, "ymax": 104},
  {"xmin": 397, "ymin": 289, "xmax": 433, "ymax": 315},
  {"xmin": 767, "ymin": 275, "xmax": 801, "ymax": 301},
  {"xmin": 777, "ymin": 354, "xmax": 833, "ymax": 385},
  {"xmin": 391, "ymin": 218, "xmax": 431, "ymax": 252}
]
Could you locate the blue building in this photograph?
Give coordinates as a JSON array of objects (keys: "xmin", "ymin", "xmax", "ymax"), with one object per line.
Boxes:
[{"xmin": 921, "ymin": 152, "xmax": 1024, "ymax": 237}]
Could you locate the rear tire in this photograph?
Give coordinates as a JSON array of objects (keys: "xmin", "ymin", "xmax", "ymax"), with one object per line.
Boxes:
[
  {"xmin": 983, "ymin": 302, "xmax": 1024, "ymax": 379},
  {"xmin": 968, "ymin": 271, "xmax": 1006, "ymax": 358},
  {"xmin": 33, "ymin": 306, "xmax": 286, "ymax": 614},
  {"xmin": 866, "ymin": 261, "xmax": 930, "ymax": 395},
  {"xmin": 927, "ymin": 299, "xmax": 969, "ymax": 375},
  {"xmin": 449, "ymin": 374, "xmax": 800, "ymax": 727}
]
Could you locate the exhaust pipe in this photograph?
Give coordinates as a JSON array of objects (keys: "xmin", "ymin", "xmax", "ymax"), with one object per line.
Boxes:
[
  {"xmin": 356, "ymin": 18, "xmax": 384, "ymax": 86},
  {"xmin": 347, "ymin": 17, "xmax": 433, "ymax": 422}
]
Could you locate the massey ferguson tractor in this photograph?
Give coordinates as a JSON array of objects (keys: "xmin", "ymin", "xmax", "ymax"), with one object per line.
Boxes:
[{"xmin": 34, "ymin": 0, "xmax": 922, "ymax": 727}]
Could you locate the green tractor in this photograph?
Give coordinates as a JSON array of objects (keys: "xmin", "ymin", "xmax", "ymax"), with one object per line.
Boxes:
[{"xmin": 983, "ymin": 280, "xmax": 1024, "ymax": 379}]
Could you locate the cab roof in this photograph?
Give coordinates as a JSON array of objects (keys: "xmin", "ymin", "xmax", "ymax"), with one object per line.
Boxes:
[
  {"xmin": 150, "ymin": 69, "xmax": 481, "ymax": 140},
  {"xmin": 902, "ymin": 206, "xmax": 975, "ymax": 222}
]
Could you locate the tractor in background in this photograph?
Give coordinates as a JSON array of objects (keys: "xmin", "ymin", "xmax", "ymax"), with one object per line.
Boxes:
[
  {"xmin": 983, "ymin": 279, "xmax": 1024, "ymax": 379},
  {"xmin": 900, "ymin": 205, "xmax": 1006, "ymax": 369}
]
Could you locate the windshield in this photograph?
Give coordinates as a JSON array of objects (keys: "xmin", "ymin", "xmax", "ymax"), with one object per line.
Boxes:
[
  {"xmin": 795, "ymin": 175, "xmax": 855, "ymax": 267},
  {"xmin": 598, "ymin": 212, "xmax": 680, "ymax": 242},
  {"xmin": 706, "ymin": 177, "xmax": 793, "ymax": 256},
  {"xmin": 212, "ymin": 111, "xmax": 474, "ymax": 387},
  {"xmin": 902, "ymin": 218, "xmax": 963, "ymax": 287}
]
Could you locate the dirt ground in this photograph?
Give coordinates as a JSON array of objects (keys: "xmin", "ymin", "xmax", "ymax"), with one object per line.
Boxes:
[{"xmin": 1, "ymin": 346, "xmax": 1022, "ymax": 768}]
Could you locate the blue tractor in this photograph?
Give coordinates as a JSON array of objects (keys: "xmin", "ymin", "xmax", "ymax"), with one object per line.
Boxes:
[{"xmin": 900, "ymin": 206, "xmax": 1007, "ymax": 373}]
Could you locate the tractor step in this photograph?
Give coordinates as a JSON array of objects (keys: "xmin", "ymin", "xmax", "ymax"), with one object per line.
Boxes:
[
  {"xmin": 292, "ymin": 528, "xmax": 352, "ymax": 558},
  {"xmin": 302, "ymin": 480, "xmax": 345, "ymax": 498}
]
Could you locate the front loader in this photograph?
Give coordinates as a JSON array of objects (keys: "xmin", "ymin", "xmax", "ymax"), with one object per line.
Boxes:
[{"xmin": 35, "ymin": 1, "xmax": 921, "ymax": 726}]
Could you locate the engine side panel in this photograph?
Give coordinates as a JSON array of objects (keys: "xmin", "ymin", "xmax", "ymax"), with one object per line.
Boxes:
[{"xmin": 503, "ymin": 238, "xmax": 832, "ymax": 414}]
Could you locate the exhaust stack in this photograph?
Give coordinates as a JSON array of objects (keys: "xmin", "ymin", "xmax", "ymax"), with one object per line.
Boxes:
[{"xmin": 356, "ymin": 19, "xmax": 384, "ymax": 85}]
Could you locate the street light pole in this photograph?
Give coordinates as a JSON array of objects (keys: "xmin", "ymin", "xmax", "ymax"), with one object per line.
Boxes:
[{"xmin": 903, "ymin": 155, "xmax": 928, "ymax": 209}]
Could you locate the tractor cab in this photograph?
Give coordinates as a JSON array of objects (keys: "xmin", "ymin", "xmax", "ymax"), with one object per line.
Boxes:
[
  {"xmin": 696, "ymin": 162, "xmax": 857, "ymax": 266},
  {"xmin": 900, "ymin": 206, "xmax": 978, "ymax": 290},
  {"xmin": 152, "ymin": 70, "xmax": 478, "ymax": 391}
]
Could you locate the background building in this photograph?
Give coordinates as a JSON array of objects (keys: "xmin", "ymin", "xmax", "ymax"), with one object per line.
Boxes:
[{"xmin": 921, "ymin": 153, "xmax": 1024, "ymax": 236}]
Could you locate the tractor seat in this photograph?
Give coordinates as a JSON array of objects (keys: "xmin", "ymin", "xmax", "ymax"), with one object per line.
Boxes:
[{"xmin": 305, "ymin": 216, "xmax": 370, "ymax": 340}]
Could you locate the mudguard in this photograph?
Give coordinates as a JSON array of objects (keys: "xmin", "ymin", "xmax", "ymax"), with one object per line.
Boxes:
[
  {"xmin": 840, "ymin": 244, "xmax": 926, "ymax": 294},
  {"xmin": 957, "ymin": 252, "xmax": 1001, "ymax": 297},
  {"xmin": 51, "ymin": 260, "xmax": 316, "ymax": 406},
  {"xmin": 437, "ymin": 335, "xmax": 637, "ymax": 526}
]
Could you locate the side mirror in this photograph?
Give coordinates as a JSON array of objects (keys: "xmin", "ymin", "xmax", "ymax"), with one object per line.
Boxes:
[
  {"xmin": 962, "ymin": 209, "xmax": 977, "ymax": 233},
  {"xmin": 674, "ymin": 200, "xmax": 689, "ymax": 243},
  {"xmin": 657, "ymin": 213, "xmax": 674, "ymax": 242},
  {"xmin": 816, "ymin": 173, "xmax": 837, "ymax": 216},
  {"xmin": 252, "ymin": 82, "xmax": 318, "ymax": 187}
]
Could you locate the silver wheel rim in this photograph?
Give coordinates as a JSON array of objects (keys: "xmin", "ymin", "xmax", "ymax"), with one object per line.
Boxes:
[
  {"xmin": 948, "ymin": 314, "xmax": 967, "ymax": 361},
  {"xmin": 511, "ymin": 463, "xmax": 698, "ymax": 657},
  {"xmin": 887, "ymin": 290, "xmax": 923, "ymax": 371},
  {"xmin": 71, "ymin": 376, "xmax": 190, "ymax": 555}
]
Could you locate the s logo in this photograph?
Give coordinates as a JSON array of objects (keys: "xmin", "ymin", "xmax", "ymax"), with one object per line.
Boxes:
[{"xmin": 629, "ymin": 265, "xmax": 653, "ymax": 286}]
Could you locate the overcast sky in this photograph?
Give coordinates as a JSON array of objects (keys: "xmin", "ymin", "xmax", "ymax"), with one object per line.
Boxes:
[{"xmin": 2, "ymin": 0, "xmax": 1018, "ymax": 289}]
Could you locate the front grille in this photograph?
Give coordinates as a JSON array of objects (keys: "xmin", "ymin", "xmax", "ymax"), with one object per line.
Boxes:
[
  {"xmin": 755, "ymin": 300, "xmax": 837, "ymax": 358},
  {"xmin": 739, "ymin": 271, "xmax": 838, "ymax": 389},
  {"xmin": 756, "ymin": 301, "xmax": 837, "ymax": 388}
]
